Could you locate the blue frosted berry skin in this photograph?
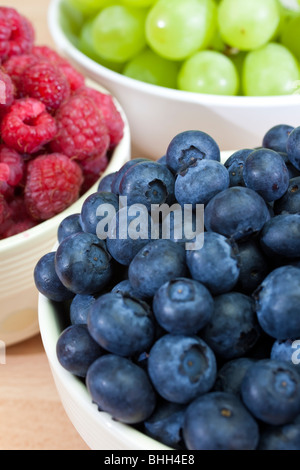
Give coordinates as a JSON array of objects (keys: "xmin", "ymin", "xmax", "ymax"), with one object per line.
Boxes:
[
  {"xmin": 235, "ymin": 239, "xmax": 269, "ymax": 295},
  {"xmin": 241, "ymin": 359, "xmax": 300, "ymax": 426},
  {"xmin": 87, "ymin": 292, "xmax": 155, "ymax": 357},
  {"xmin": 111, "ymin": 279, "xmax": 148, "ymax": 301},
  {"xmin": 111, "ymin": 158, "xmax": 150, "ymax": 195},
  {"xmin": 243, "ymin": 149, "xmax": 289, "ymax": 202},
  {"xmin": 56, "ymin": 324, "xmax": 104, "ymax": 377},
  {"xmin": 258, "ymin": 424, "xmax": 300, "ymax": 450},
  {"xmin": 287, "ymin": 126, "xmax": 300, "ymax": 171},
  {"xmin": 166, "ymin": 130, "xmax": 220, "ymax": 174},
  {"xmin": 119, "ymin": 161, "xmax": 175, "ymax": 210},
  {"xmin": 152, "ymin": 277, "xmax": 213, "ymax": 335},
  {"xmin": 80, "ymin": 191, "xmax": 119, "ymax": 236},
  {"xmin": 263, "ymin": 124, "xmax": 294, "ymax": 154},
  {"xmin": 201, "ymin": 292, "xmax": 260, "ymax": 360},
  {"xmin": 128, "ymin": 239, "xmax": 187, "ymax": 299},
  {"xmin": 254, "ymin": 266, "xmax": 300, "ymax": 340},
  {"xmin": 224, "ymin": 149, "xmax": 253, "ymax": 187},
  {"xmin": 147, "ymin": 334, "xmax": 217, "ymax": 404},
  {"xmin": 183, "ymin": 392, "xmax": 259, "ymax": 450},
  {"xmin": 97, "ymin": 172, "xmax": 117, "ymax": 192},
  {"xmin": 55, "ymin": 232, "xmax": 113, "ymax": 295},
  {"xmin": 86, "ymin": 354, "xmax": 157, "ymax": 424},
  {"xmin": 214, "ymin": 358, "xmax": 257, "ymax": 396},
  {"xmin": 204, "ymin": 187, "xmax": 270, "ymax": 241},
  {"xmin": 57, "ymin": 214, "xmax": 83, "ymax": 244},
  {"xmin": 186, "ymin": 232, "xmax": 240, "ymax": 295},
  {"xmin": 274, "ymin": 176, "xmax": 300, "ymax": 215},
  {"xmin": 70, "ymin": 294, "xmax": 97, "ymax": 325},
  {"xmin": 260, "ymin": 214, "xmax": 300, "ymax": 259},
  {"xmin": 175, "ymin": 159, "xmax": 229, "ymax": 207},
  {"xmin": 271, "ymin": 339, "xmax": 300, "ymax": 375},
  {"xmin": 34, "ymin": 252, "xmax": 74, "ymax": 302}
]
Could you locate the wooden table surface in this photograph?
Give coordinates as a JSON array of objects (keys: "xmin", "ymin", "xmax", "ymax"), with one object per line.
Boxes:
[{"xmin": 0, "ymin": 0, "xmax": 89, "ymax": 450}]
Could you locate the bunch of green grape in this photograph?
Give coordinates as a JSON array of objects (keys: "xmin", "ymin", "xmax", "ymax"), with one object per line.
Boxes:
[{"xmin": 64, "ymin": 0, "xmax": 300, "ymax": 96}]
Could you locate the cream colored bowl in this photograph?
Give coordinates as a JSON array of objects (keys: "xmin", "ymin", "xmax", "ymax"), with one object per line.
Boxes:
[
  {"xmin": 0, "ymin": 79, "xmax": 131, "ymax": 347},
  {"xmin": 38, "ymin": 151, "xmax": 232, "ymax": 450},
  {"xmin": 48, "ymin": 0, "xmax": 300, "ymax": 160}
]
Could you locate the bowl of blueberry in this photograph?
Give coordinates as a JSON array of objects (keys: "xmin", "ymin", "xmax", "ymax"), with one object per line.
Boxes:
[
  {"xmin": 0, "ymin": 6, "xmax": 130, "ymax": 346},
  {"xmin": 37, "ymin": 124, "xmax": 300, "ymax": 450},
  {"xmin": 49, "ymin": 0, "xmax": 300, "ymax": 159}
]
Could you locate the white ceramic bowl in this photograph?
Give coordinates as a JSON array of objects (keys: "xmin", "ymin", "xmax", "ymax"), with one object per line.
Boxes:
[
  {"xmin": 38, "ymin": 151, "xmax": 232, "ymax": 451},
  {"xmin": 0, "ymin": 79, "xmax": 131, "ymax": 347},
  {"xmin": 48, "ymin": 0, "xmax": 300, "ymax": 160}
]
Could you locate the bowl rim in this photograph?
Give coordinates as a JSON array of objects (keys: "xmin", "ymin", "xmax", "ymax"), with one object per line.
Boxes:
[
  {"xmin": 0, "ymin": 78, "xmax": 131, "ymax": 254},
  {"xmin": 49, "ymin": 0, "xmax": 300, "ymax": 109}
]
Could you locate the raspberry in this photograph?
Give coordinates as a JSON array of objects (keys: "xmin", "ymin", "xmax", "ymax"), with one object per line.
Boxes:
[
  {"xmin": 2, "ymin": 218, "xmax": 37, "ymax": 238},
  {"xmin": 3, "ymin": 53, "xmax": 39, "ymax": 92},
  {"xmin": 1, "ymin": 97, "xmax": 57, "ymax": 154},
  {"xmin": 79, "ymin": 152, "xmax": 109, "ymax": 194},
  {"xmin": 32, "ymin": 45, "xmax": 85, "ymax": 91},
  {"xmin": 0, "ymin": 69, "xmax": 15, "ymax": 107},
  {"xmin": 51, "ymin": 94, "xmax": 110, "ymax": 161},
  {"xmin": 0, "ymin": 8, "xmax": 34, "ymax": 62},
  {"xmin": 0, "ymin": 145, "xmax": 24, "ymax": 186},
  {"xmin": 75, "ymin": 86, "xmax": 124, "ymax": 149},
  {"xmin": 0, "ymin": 193, "xmax": 11, "ymax": 226},
  {"xmin": 24, "ymin": 153, "xmax": 83, "ymax": 221},
  {"xmin": 20, "ymin": 61, "xmax": 70, "ymax": 113}
]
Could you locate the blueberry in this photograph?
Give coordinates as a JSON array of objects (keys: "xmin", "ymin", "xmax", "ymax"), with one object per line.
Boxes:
[
  {"xmin": 274, "ymin": 176, "xmax": 300, "ymax": 215},
  {"xmin": 147, "ymin": 335, "xmax": 217, "ymax": 404},
  {"xmin": 106, "ymin": 205, "xmax": 153, "ymax": 266},
  {"xmin": 183, "ymin": 392, "xmax": 259, "ymax": 450},
  {"xmin": 235, "ymin": 239, "xmax": 269, "ymax": 294},
  {"xmin": 241, "ymin": 359, "xmax": 300, "ymax": 425},
  {"xmin": 243, "ymin": 149, "xmax": 289, "ymax": 202},
  {"xmin": 263, "ymin": 124, "xmax": 294, "ymax": 153},
  {"xmin": 175, "ymin": 159, "xmax": 229, "ymax": 207},
  {"xmin": 214, "ymin": 358, "xmax": 257, "ymax": 396},
  {"xmin": 204, "ymin": 187, "xmax": 270, "ymax": 241},
  {"xmin": 55, "ymin": 232, "xmax": 113, "ymax": 295},
  {"xmin": 119, "ymin": 160, "xmax": 175, "ymax": 210},
  {"xmin": 57, "ymin": 213, "xmax": 83, "ymax": 244},
  {"xmin": 224, "ymin": 148, "xmax": 253, "ymax": 187},
  {"xmin": 186, "ymin": 232, "xmax": 240, "ymax": 295},
  {"xmin": 111, "ymin": 279, "xmax": 148, "ymax": 301},
  {"xmin": 80, "ymin": 191, "xmax": 119, "ymax": 236},
  {"xmin": 271, "ymin": 339, "xmax": 300, "ymax": 375},
  {"xmin": 254, "ymin": 266, "xmax": 300, "ymax": 340},
  {"xmin": 86, "ymin": 354, "xmax": 157, "ymax": 424},
  {"xmin": 260, "ymin": 214, "xmax": 300, "ymax": 258},
  {"xmin": 201, "ymin": 292, "xmax": 260, "ymax": 360},
  {"xmin": 287, "ymin": 126, "xmax": 300, "ymax": 171},
  {"xmin": 87, "ymin": 292, "xmax": 155, "ymax": 357},
  {"xmin": 128, "ymin": 239, "xmax": 187, "ymax": 298},
  {"xmin": 111, "ymin": 158, "xmax": 150, "ymax": 195},
  {"xmin": 56, "ymin": 324, "xmax": 104, "ymax": 377},
  {"xmin": 34, "ymin": 252, "xmax": 74, "ymax": 302},
  {"xmin": 143, "ymin": 401, "xmax": 186, "ymax": 449},
  {"xmin": 70, "ymin": 294, "xmax": 97, "ymax": 325},
  {"xmin": 166, "ymin": 130, "xmax": 220, "ymax": 173},
  {"xmin": 278, "ymin": 152, "xmax": 300, "ymax": 179},
  {"xmin": 97, "ymin": 172, "xmax": 117, "ymax": 192},
  {"xmin": 258, "ymin": 424, "xmax": 300, "ymax": 450},
  {"xmin": 152, "ymin": 277, "xmax": 213, "ymax": 335}
]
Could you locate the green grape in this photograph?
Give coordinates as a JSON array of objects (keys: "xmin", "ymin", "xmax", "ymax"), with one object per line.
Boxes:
[
  {"xmin": 145, "ymin": 0, "xmax": 217, "ymax": 61},
  {"xmin": 280, "ymin": 15, "xmax": 300, "ymax": 62},
  {"xmin": 218, "ymin": 0, "xmax": 280, "ymax": 51},
  {"xmin": 79, "ymin": 20, "xmax": 124, "ymax": 72},
  {"xmin": 178, "ymin": 50, "xmax": 239, "ymax": 96},
  {"xmin": 121, "ymin": 0, "xmax": 158, "ymax": 7},
  {"xmin": 92, "ymin": 5, "xmax": 147, "ymax": 63},
  {"xmin": 229, "ymin": 51, "xmax": 246, "ymax": 95},
  {"xmin": 59, "ymin": 0, "xmax": 84, "ymax": 47},
  {"xmin": 123, "ymin": 47, "xmax": 180, "ymax": 88},
  {"xmin": 66, "ymin": 0, "xmax": 108, "ymax": 16},
  {"xmin": 242, "ymin": 43, "xmax": 300, "ymax": 96}
]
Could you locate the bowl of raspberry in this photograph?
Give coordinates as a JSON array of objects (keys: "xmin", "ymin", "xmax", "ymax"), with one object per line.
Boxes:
[
  {"xmin": 0, "ymin": 6, "xmax": 131, "ymax": 346},
  {"xmin": 48, "ymin": 0, "xmax": 300, "ymax": 160}
]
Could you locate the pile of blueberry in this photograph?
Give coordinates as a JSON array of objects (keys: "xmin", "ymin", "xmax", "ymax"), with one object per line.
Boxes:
[{"xmin": 34, "ymin": 124, "xmax": 300, "ymax": 450}]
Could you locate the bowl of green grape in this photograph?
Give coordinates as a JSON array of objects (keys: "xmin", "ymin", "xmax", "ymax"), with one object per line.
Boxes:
[{"xmin": 49, "ymin": 0, "xmax": 300, "ymax": 160}]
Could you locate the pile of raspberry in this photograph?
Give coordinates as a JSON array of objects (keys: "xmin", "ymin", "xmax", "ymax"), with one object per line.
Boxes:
[{"xmin": 0, "ymin": 7, "xmax": 124, "ymax": 240}]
